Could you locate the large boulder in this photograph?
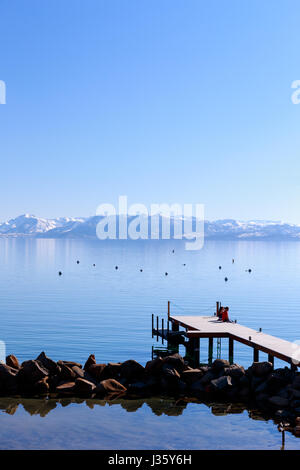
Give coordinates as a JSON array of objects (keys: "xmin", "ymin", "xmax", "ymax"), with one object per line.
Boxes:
[
  {"xmin": 292, "ymin": 375, "xmax": 300, "ymax": 390},
  {"xmin": 120, "ymin": 360, "xmax": 145, "ymax": 382},
  {"xmin": 34, "ymin": 377, "xmax": 49, "ymax": 395},
  {"xmin": 75, "ymin": 378, "xmax": 96, "ymax": 395},
  {"xmin": 19, "ymin": 360, "xmax": 49, "ymax": 384},
  {"xmin": 224, "ymin": 364, "xmax": 245, "ymax": 379},
  {"xmin": 6, "ymin": 355, "xmax": 20, "ymax": 370},
  {"xmin": 211, "ymin": 375, "xmax": 232, "ymax": 392},
  {"xmin": 181, "ymin": 369, "xmax": 204, "ymax": 385},
  {"xmin": 83, "ymin": 354, "xmax": 96, "ymax": 372},
  {"xmin": 211, "ymin": 359, "xmax": 230, "ymax": 372},
  {"xmin": 59, "ymin": 360, "xmax": 82, "ymax": 369},
  {"xmin": 57, "ymin": 363, "xmax": 76, "ymax": 381},
  {"xmin": 102, "ymin": 363, "xmax": 121, "ymax": 380},
  {"xmin": 161, "ymin": 354, "xmax": 185, "ymax": 374},
  {"xmin": 36, "ymin": 352, "xmax": 60, "ymax": 375},
  {"xmin": 200, "ymin": 370, "xmax": 217, "ymax": 385},
  {"xmin": 145, "ymin": 357, "xmax": 163, "ymax": 375},
  {"xmin": 71, "ymin": 365, "xmax": 97, "ymax": 384},
  {"xmin": 88, "ymin": 364, "xmax": 107, "ymax": 381},
  {"xmin": 190, "ymin": 380, "xmax": 205, "ymax": 394},
  {"xmin": 251, "ymin": 362, "xmax": 273, "ymax": 378},
  {"xmin": 0, "ymin": 363, "xmax": 18, "ymax": 393},
  {"xmin": 97, "ymin": 378, "xmax": 127, "ymax": 395},
  {"xmin": 56, "ymin": 381, "xmax": 76, "ymax": 395},
  {"xmin": 268, "ymin": 396, "xmax": 289, "ymax": 408}
]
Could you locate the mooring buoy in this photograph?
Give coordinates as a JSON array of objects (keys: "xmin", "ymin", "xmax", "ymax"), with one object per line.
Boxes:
[
  {"xmin": 224, "ymin": 277, "xmax": 228, "ymax": 281},
  {"xmin": 58, "ymin": 271, "xmax": 62, "ymax": 276},
  {"xmin": 219, "ymin": 266, "xmax": 222, "ymax": 269},
  {"xmin": 165, "ymin": 272, "xmax": 168, "ymax": 276},
  {"xmin": 76, "ymin": 260, "xmax": 80, "ymax": 264},
  {"xmin": 115, "ymin": 266, "xmax": 118, "ymax": 270}
]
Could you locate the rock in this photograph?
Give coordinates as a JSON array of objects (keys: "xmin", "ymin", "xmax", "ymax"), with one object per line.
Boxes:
[
  {"xmin": 181, "ymin": 369, "xmax": 204, "ymax": 385},
  {"xmin": 19, "ymin": 360, "xmax": 49, "ymax": 384},
  {"xmin": 238, "ymin": 387, "xmax": 250, "ymax": 400},
  {"xmin": 145, "ymin": 357, "xmax": 163, "ymax": 375},
  {"xmin": 224, "ymin": 364, "xmax": 245, "ymax": 379},
  {"xmin": 190, "ymin": 380, "xmax": 206, "ymax": 394},
  {"xmin": 56, "ymin": 381, "xmax": 76, "ymax": 394},
  {"xmin": 120, "ymin": 360, "xmax": 145, "ymax": 381},
  {"xmin": 268, "ymin": 396, "xmax": 289, "ymax": 408},
  {"xmin": 266, "ymin": 372, "xmax": 289, "ymax": 394},
  {"xmin": 83, "ymin": 354, "xmax": 96, "ymax": 372},
  {"xmin": 34, "ymin": 377, "xmax": 49, "ymax": 394},
  {"xmin": 161, "ymin": 366, "xmax": 181, "ymax": 389},
  {"xmin": 291, "ymin": 388, "xmax": 300, "ymax": 399},
  {"xmin": 75, "ymin": 378, "xmax": 96, "ymax": 395},
  {"xmin": 58, "ymin": 363, "xmax": 76, "ymax": 381},
  {"xmin": 211, "ymin": 359, "xmax": 230, "ymax": 372},
  {"xmin": 6, "ymin": 355, "xmax": 20, "ymax": 369},
  {"xmin": 58, "ymin": 361, "xmax": 82, "ymax": 369},
  {"xmin": 200, "ymin": 370, "xmax": 216, "ymax": 385},
  {"xmin": 277, "ymin": 387, "xmax": 290, "ymax": 399},
  {"xmin": 97, "ymin": 378, "xmax": 127, "ymax": 395},
  {"xmin": 0, "ymin": 363, "xmax": 18, "ymax": 393},
  {"xmin": 211, "ymin": 375, "xmax": 232, "ymax": 392},
  {"xmin": 239, "ymin": 375, "xmax": 250, "ymax": 387},
  {"xmin": 162, "ymin": 354, "xmax": 185, "ymax": 374},
  {"xmin": 128, "ymin": 378, "xmax": 158, "ymax": 394},
  {"xmin": 226, "ymin": 387, "xmax": 239, "ymax": 401},
  {"xmin": 102, "ymin": 363, "xmax": 121, "ymax": 380},
  {"xmin": 275, "ymin": 409, "xmax": 294, "ymax": 421},
  {"xmin": 251, "ymin": 362, "xmax": 273, "ymax": 378},
  {"xmin": 88, "ymin": 364, "xmax": 107, "ymax": 381},
  {"xmin": 71, "ymin": 366, "xmax": 97, "ymax": 385},
  {"xmin": 292, "ymin": 375, "xmax": 300, "ymax": 390},
  {"xmin": 254, "ymin": 380, "xmax": 268, "ymax": 394},
  {"xmin": 36, "ymin": 352, "xmax": 60, "ymax": 375},
  {"xmin": 255, "ymin": 392, "xmax": 269, "ymax": 404}
]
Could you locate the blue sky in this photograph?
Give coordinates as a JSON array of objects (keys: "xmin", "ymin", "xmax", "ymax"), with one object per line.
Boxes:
[{"xmin": 1, "ymin": 0, "xmax": 300, "ymax": 223}]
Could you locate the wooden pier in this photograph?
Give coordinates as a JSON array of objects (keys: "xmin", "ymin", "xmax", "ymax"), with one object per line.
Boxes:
[{"xmin": 152, "ymin": 301, "xmax": 300, "ymax": 368}]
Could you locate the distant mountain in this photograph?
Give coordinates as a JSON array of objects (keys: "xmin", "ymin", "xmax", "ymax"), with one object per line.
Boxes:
[{"xmin": 0, "ymin": 214, "xmax": 300, "ymax": 240}]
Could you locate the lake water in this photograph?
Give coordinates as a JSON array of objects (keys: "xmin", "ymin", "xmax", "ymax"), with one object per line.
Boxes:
[{"xmin": 1, "ymin": 237, "xmax": 300, "ymax": 449}]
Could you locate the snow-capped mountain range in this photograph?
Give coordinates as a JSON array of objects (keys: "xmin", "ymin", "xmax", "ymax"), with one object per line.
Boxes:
[{"xmin": 0, "ymin": 214, "xmax": 300, "ymax": 240}]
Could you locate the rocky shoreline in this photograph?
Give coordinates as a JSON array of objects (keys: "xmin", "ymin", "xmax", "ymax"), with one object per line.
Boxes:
[{"xmin": 1, "ymin": 352, "xmax": 300, "ymax": 436}]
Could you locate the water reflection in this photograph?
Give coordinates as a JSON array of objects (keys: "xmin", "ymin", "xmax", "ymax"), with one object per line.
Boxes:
[{"xmin": 0, "ymin": 396, "xmax": 282, "ymax": 425}]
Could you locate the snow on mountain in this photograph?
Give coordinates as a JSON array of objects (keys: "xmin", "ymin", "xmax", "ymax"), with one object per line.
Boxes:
[{"xmin": 0, "ymin": 214, "xmax": 300, "ymax": 240}]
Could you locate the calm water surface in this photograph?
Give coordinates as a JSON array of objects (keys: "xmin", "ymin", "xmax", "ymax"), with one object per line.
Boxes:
[{"xmin": 1, "ymin": 238, "xmax": 300, "ymax": 449}]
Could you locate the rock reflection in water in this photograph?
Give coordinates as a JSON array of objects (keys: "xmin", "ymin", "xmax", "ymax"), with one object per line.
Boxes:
[{"xmin": 0, "ymin": 396, "xmax": 267, "ymax": 422}]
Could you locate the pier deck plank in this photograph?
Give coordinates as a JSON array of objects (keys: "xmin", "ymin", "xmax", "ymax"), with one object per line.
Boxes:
[{"xmin": 169, "ymin": 315, "xmax": 300, "ymax": 365}]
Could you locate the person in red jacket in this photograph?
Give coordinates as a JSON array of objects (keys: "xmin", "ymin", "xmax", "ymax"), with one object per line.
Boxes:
[{"xmin": 222, "ymin": 307, "xmax": 230, "ymax": 322}]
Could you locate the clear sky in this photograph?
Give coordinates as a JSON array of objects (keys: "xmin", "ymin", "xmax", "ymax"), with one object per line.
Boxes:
[{"xmin": 1, "ymin": 0, "xmax": 300, "ymax": 223}]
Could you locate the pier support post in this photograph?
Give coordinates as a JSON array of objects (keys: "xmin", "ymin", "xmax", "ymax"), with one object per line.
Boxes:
[
  {"xmin": 208, "ymin": 338, "xmax": 213, "ymax": 365},
  {"xmin": 152, "ymin": 314, "xmax": 154, "ymax": 338},
  {"xmin": 162, "ymin": 318, "xmax": 164, "ymax": 345},
  {"xmin": 172, "ymin": 321, "xmax": 179, "ymax": 332},
  {"xmin": 253, "ymin": 348, "xmax": 259, "ymax": 362},
  {"xmin": 268, "ymin": 354, "xmax": 274, "ymax": 367},
  {"xmin": 229, "ymin": 337, "xmax": 234, "ymax": 364},
  {"xmin": 156, "ymin": 316, "xmax": 159, "ymax": 341},
  {"xmin": 194, "ymin": 337, "xmax": 200, "ymax": 365},
  {"xmin": 186, "ymin": 337, "xmax": 200, "ymax": 367}
]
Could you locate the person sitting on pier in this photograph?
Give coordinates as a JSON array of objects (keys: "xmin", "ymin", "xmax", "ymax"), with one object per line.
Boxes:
[
  {"xmin": 217, "ymin": 306, "xmax": 224, "ymax": 320},
  {"xmin": 222, "ymin": 307, "xmax": 231, "ymax": 322}
]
